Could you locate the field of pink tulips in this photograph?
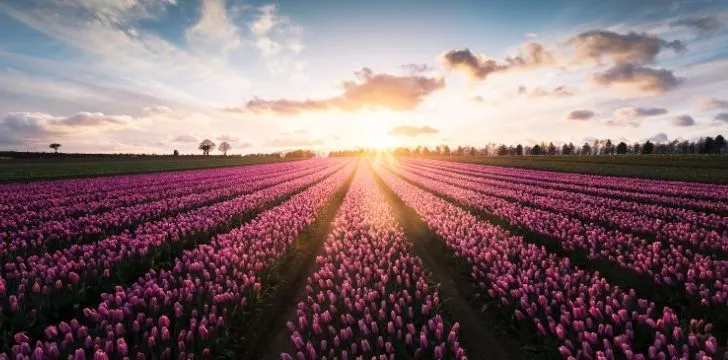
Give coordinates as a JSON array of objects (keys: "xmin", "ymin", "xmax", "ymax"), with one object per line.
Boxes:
[{"xmin": 2, "ymin": 157, "xmax": 727, "ymax": 359}]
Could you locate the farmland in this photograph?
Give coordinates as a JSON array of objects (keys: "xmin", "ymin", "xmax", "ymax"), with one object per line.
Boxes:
[
  {"xmin": 0, "ymin": 156, "xmax": 295, "ymax": 182},
  {"xmin": 425, "ymin": 155, "xmax": 728, "ymax": 184},
  {"xmin": 1, "ymin": 157, "xmax": 726, "ymax": 360}
]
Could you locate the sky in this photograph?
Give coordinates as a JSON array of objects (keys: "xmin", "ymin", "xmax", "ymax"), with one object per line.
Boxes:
[{"xmin": 1, "ymin": 0, "xmax": 728, "ymax": 154}]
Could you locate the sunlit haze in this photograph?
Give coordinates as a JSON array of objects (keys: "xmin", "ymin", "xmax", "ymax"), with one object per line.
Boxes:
[{"xmin": 1, "ymin": 0, "xmax": 728, "ymax": 154}]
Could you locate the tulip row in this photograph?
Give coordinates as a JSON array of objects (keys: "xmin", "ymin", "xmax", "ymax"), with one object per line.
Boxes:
[
  {"xmin": 400, "ymin": 161, "xmax": 728, "ymax": 254},
  {"xmin": 387, "ymin": 162, "xmax": 728, "ymax": 311},
  {"xmin": 0, "ymin": 160, "xmax": 298, "ymax": 209},
  {"xmin": 418, "ymin": 158, "xmax": 728, "ymax": 203},
  {"xmin": 282, "ymin": 164, "xmax": 465, "ymax": 360},
  {"xmin": 0, "ymin": 161, "xmax": 308, "ymax": 233},
  {"xmin": 0, "ymin": 161, "xmax": 334, "ymax": 258},
  {"xmin": 407, "ymin": 159, "xmax": 728, "ymax": 214},
  {"xmin": 372, "ymin": 162, "xmax": 718, "ymax": 360},
  {"xmin": 3, "ymin": 160, "xmax": 356, "ymax": 360},
  {"xmin": 405, "ymin": 159, "xmax": 727, "ymax": 232},
  {"xmin": 0, "ymin": 160, "xmax": 350, "ymax": 349}
]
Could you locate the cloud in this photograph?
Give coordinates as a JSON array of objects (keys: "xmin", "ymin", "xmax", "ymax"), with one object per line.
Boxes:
[
  {"xmin": 673, "ymin": 114, "xmax": 696, "ymax": 126},
  {"xmin": 522, "ymin": 85, "xmax": 574, "ymax": 98},
  {"xmin": 249, "ymin": 4, "xmax": 303, "ymax": 57},
  {"xmin": 388, "ymin": 125, "xmax": 439, "ymax": 137},
  {"xmin": 265, "ymin": 137, "xmax": 324, "ymax": 148},
  {"xmin": 569, "ymin": 30, "xmax": 685, "ymax": 65},
  {"xmin": 0, "ymin": 111, "xmax": 132, "ymax": 146},
  {"xmin": 224, "ymin": 67, "xmax": 445, "ymax": 115},
  {"xmin": 216, "ymin": 134, "xmax": 240, "ymax": 143},
  {"xmin": 591, "ymin": 63, "xmax": 680, "ymax": 94},
  {"xmin": 143, "ymin": 106, "xmax": 174, "ymax": 116},
  {"xmin": 698, "ymin": 98, "xmax": 728, "ymax": 110},
  {"xmin": 565, "ymin": 109, "xmax": 596, "ymax": 121},
  {"xmin": 172, "ymin": 135, "xmax": 198, "ymax": 143},
  {"xmin": 185, "ymin": 0, "xmax": 242, "ymax": 57},
  {"xmin": 400, "ymin": 64, "xmax": 434, "ymax": 74},
  {"xmin": 438, "ymin": 42, "xmax": 554, "ymax": 81},
  {"xmin": 715, "ymin": 113, "xmax": 728, "ymax": 122},
  {"xmin": 0, "ymin": 1, "xmax": 250, "ymax": 107},
  {"xmin": 607, "ymin": 106, "xmax": 668, "ymax": 127},
  {"xmin": 613, "ymin": 106, "xmax": 668, "ymax": 117},
  {"xmin": 58, "ymin": 112, "xmax": 129, "ymax": 126},
  {"xmin": 526, "ymin": 32, "xmax": 539, "ymax": 38},
  {"xmin": 62, "ymin": 0, "xmax": 176, "ymax": 24},
  {"xmin": 669, "ymin": 15, "xmax": 723, "ymax": 36},
  {"xmin": 647, "ymin": 133, "xmax": 669, "ymax": 143},
  {"xmin": 438, "ymin": 48, "xmax": 507, "ymax": 80}
]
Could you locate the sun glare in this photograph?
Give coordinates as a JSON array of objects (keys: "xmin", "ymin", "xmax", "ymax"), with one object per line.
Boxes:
[{"xmin": 368, "ymin": 134, "xmax": 396, "ymax": 150}]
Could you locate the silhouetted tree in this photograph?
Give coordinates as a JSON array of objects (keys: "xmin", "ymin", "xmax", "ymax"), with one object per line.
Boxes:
[
  {"xmin": 702, "ymin": 136, "xmax": 715, "ymax": 154},
  {"xmin": 173, "ymin": 150, "xmax": 179, "ymax": 156},
  {"xmin": 715, "ymin": 135, "xmax": 726, "ymax": 153},
  {"xmin": 199, "ymin": 139, "xmax": 216, "ymax": 155},
  {"xmin": 49, "ymin": 143, "xmax": 61, "ymax": 153},
  {"xmin": 218, "ymin": 142, "xmax": 231, "ymax": 156},
  {"xmin": 515, "ymin": 144, "xmax": 523, "ymax": 156},
  {"xmin": 642, "ymin": 141, "xmax": 654, "ymax": 154},
  {"xmin": 616, "ymin": 142, "xmax": 627, "ymax": 154},
  {"xmin": 547, "ymin": 142, "xmax": 557, "ymax": 155},
  {"xmin": 469, "ymin": 147, "xmax": 477, "ymax": 156},
  {"xmin": 531, "ymin": 144, "xmax": 542, "ymax": 155},
  {"xmin": 581, "ymin": 143, "xmax": 592, "ymax": 155},
  {"xmin": 605, "ymin": 139, "xmax": 614, "ymax": 155},
  {"xmin": 443, "ymin": 145, "xmax": 451, "ymax": 156},
  {"xmin": 562, "ymin": 143, "xmax": 575, "ymax": 155}
]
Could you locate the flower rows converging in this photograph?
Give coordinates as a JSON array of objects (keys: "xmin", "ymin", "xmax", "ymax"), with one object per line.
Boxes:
[
  {"xmin": 282, "ymin": 164, "xmax": 465, "ymax": 360},
  {"xmin": 3, "ymin": 161, "xmax": 356, "ymax": 360},
  {"xmin": 413, "ymin": 159, "xmax": 728, "ymax": 213},
  {"xmin": 419, "ymin": 158, "xmax": 728, "ymax": 203},
  {"xmin": 0, "ymin": 161, "xmax": 306, "ymax": 232},
  {"xmin": 388, "ymin": 161, "xmax": 728, "ymax": 309},
  {"xmin": 0, "ymin": 159, "xmax": 349, "ymax": 353},
  {"xmin": 372, "ymin": 161, "xmax": 718, "ymax": 360},
  {"xmin": 0, "ymin": 161, "xmax": 334, "ymax": 258}
]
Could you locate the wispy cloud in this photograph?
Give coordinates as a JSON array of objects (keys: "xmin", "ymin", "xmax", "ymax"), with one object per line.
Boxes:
[
  {"xmin": 186, "ymin": 0, "xmax": 242, "ymax": 58},
  {"xmin": 388, "ymin": 125, "xmax": 439, "ymax": 137},
  {"xmin": 224, "ymin": 67, "xmax": 445, "ymax": 115}
]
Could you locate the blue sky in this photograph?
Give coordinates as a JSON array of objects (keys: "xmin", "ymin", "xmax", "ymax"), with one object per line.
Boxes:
[{"xmin": 0, "ymin": 0, "xmax": 727, "ymax": 154}]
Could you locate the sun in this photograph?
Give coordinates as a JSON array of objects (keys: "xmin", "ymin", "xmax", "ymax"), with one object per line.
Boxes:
[{"xmin": 368, "ymin": 134, "xmax": 396, "ymax": 150}]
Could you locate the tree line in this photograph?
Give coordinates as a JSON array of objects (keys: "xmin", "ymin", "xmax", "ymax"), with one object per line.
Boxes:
[{"xmin": 383, "ymin": 134, "xmax": 727, "ymax": 157}]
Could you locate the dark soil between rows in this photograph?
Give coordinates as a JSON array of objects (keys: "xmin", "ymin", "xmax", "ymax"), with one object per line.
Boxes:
[
  {"xmin": 370, "ymin": 162, "xmax": 529, "ymax": 360},
  {"xmin": 234, "ymin": 162, "xmax": 358, "ymax": 360}
]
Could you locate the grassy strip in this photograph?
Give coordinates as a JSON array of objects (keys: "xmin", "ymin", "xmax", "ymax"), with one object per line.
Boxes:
[
  {"xmin": 425, "ymin": 155, "xmax": 728, "ymax": 184},
  {"xmin": 0, "ymin": 157, "xmax": 298, "ymax": 183}
]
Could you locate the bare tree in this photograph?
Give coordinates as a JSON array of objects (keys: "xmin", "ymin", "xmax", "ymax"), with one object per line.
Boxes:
[
  {"xmin": 218, "ymin": 142, "xmax": 231, "ymax": 156},
  {"xmin": 199, "ymin": 139, "xmax": 216, "ymax": 155},
  {"xmin": 49, "ymin": 143, "xmax": 61, "ymax": 153}
]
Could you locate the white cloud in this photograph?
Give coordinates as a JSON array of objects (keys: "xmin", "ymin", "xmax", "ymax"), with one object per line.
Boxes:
[
  {"xmin": 249, "ymin": 4, "xmax": 304, "ymax": 63},
  {"xmin": 186, "ymin": 0, "xmax": 242, "ymax": 58},
  {"xmin": 0, "ymin": 1, "xmax": 250, "ymax": 108}
]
